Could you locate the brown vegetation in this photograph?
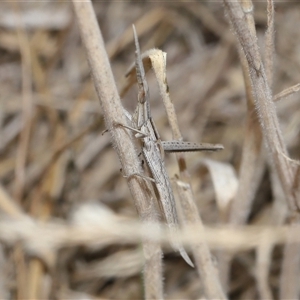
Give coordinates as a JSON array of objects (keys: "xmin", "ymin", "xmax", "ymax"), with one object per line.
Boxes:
[{"xmin": 0, "ymin": 1, "xmax": 300, "ymax": 299}]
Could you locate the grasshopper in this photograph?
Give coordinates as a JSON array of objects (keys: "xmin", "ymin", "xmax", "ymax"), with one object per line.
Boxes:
[{"xmin": 120, "ymin": 25, "xmax": 223, "ymax": 267}]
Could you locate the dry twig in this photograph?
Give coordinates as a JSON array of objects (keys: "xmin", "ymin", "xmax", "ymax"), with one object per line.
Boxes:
[{"xmin": 72, "ymin": 2, "xmax": 163, "ymax": 299}]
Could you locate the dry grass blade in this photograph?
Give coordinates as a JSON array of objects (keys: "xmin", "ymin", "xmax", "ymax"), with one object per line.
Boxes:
[
  {"xmin": 0, "ymin": 115, "xmax": 23, "ymax": 154},
  {"xmin": 0, "ymin": 184, "xmax": 23, "ymax": 218},
  {"xmin": 256, "ymin": 240, "xmax": 273, "ymax": 300},
  {"xmin": 1, "ymin": 209, "xmax": 300, "ymax": 254},
  {"xmin": 72, "ymin": 2, "xmax": 163, "ymax": 299},
  {"xmin": 274, "ymin": 83, "xmax": 300, "ymax": 102},
  {"xmin": 145, "ymin": 49, "xmax": 226, "ymax": 299},
  {"xmin": 13, "ymin": 3, "xmax": 34, "ymax": 202},
  {"xmin": 174, "ymin": 180, "xmax": 227, "ymax": 300},
  {"xmin": 73, "ymin": 249, "xmax": 144, "ymax": 281}
]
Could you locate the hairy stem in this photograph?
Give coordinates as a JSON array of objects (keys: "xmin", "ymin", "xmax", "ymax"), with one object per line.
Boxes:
[{"xmin": 72, "ymin": 2, "xmax": 163, "ymax": 299}]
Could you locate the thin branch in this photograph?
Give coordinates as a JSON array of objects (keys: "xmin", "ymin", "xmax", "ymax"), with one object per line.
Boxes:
[
  {"xmin": 224, "ymin": 1, "xmax": 267, "ymax": 295},
  {"xmin": 223, "ymin": 2, "xmax": 300, "ymax": 299},
  {"xmin": 265, "ymin": 0, "xmax": 275, "ymax": 87},
  {"xmin": 223, "ymin": 0, "xmax": 297, "ymax": 212},
  {"xmin": 71, "ymin": 2, "xmax": 163, "ymax": 299}
]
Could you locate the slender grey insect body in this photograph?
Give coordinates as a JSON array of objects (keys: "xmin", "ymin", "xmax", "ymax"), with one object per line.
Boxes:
[
  {"xmin": 130, "ymin": 25, "xmax": 194, "ymax": 267},
  {"xmin": 122, "ymin": 25, "xmax": 224, "ymax": 267}
]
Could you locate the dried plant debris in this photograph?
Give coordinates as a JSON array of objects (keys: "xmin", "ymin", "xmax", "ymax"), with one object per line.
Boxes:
[{"xmin": 0, "ymin": 1, "xmax": 300, "ymax": 299}]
